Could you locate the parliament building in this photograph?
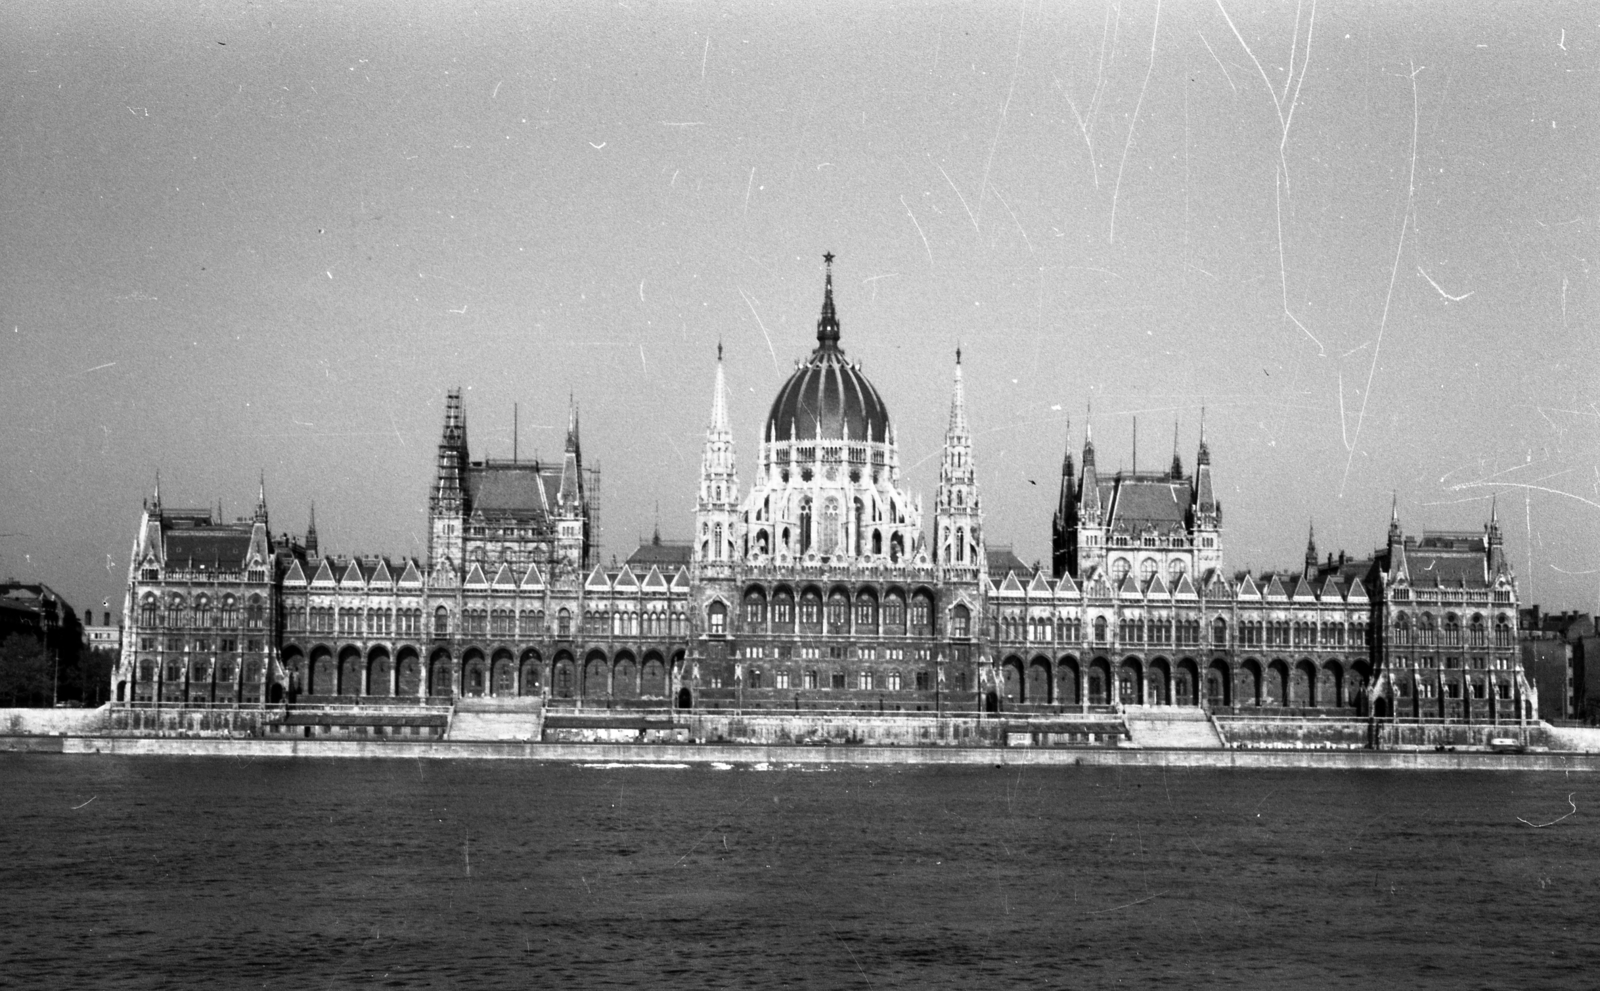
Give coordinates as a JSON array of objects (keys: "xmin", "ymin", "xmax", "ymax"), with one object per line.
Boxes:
[{"xmin": 113, "ymin": 257, "xmax": 1535, "ymax": 725}]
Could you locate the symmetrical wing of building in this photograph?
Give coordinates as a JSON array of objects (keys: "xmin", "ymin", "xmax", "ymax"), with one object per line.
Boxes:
[{"xmin": 113, "ymin": 257, "xmax": 1535, "ymax": 722}]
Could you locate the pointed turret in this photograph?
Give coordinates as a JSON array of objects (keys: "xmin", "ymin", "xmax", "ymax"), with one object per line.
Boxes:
[
  {"xmin": 1169, "ymin": 420, "xmax": 1183, "ymax": 480},
  {"xmin": 305, "ymin": 503, "xmax": 319, "ymax": 557},
  {"xmin": 1304, "ymin": 521, "xmax": 1318, "ymax": 581},
  {"xmin": 553, "ymin": 397, "xmax": 589, "ymax": 576},
  {"xmin": 1051, "ymin": 419, "xmax": 1077, "ymax": 579},
  {"xmin": 935, "ymin": 349, "xmax": 982, "ymax": 575},
  {"xmin": 1073, "ymin": 414, "xmax": 1107, "ymax": 578},
  {"xmin": 694, "ymin": 343, "xmax": 741, "ymax": 568},
  {"xmin": 427, "ymin": 389, "xmax": 468, "ymax": 577},
  {"xmin": 815, "ymin": 251, "xmax": 840, "ymax": 350},
  {"xmin": 1487, "ymin": 494, "xmax": 1508, "ymax": 576},
  {"xmin": 254, "ymin": 472, "xmax": 269, "ymax": 526},
  {"xmin": 1191, "ymin": 412, "xmax": 1222, "ymax": 574},
  {"xmin": 1386, "ymin": 496, "xmax": 1409, "ymax": 583}
]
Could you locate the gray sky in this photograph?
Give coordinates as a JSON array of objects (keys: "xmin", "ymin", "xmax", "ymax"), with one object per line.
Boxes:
[{"xmin": 2, "ymin": 1, "xmax": 1595, "ymax": 617}]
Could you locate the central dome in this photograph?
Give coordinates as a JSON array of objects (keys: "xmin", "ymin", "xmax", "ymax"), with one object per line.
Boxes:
[{"xmin": 765, "ymin": 257, "xmax": 892, "ymax": 443}]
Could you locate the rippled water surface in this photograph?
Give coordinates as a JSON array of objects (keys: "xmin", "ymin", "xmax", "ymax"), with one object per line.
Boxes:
[{"xmin": 3, "ymin": 754, "xmax": 1598, "ymax": 989}]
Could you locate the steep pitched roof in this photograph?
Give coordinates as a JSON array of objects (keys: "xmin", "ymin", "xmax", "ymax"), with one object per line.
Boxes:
[
  {"xmin": 613, "ymin": 565, "xmax": 639, "ymax": 590},
  {"xmin": 282, "ymin": 559, "xmax": 308, "ymax": 585},
  {"xmin": 519, "ymin": 563, "xmax": 545, "ymax": 590},
  {"xmin": 463, "ymin": 562, "xmax": 489, "ymax": 588},
  {"xmin": 463, "ymin": 463, "xmax": 553, "ymax": 520},
  {"xmin": 339, "ymin": 559, "xmax": 366, "ymax": 587},
  {"xmin": 1108, "ymin": 476, "xmax": 1193, "ymax": 528},
  {"xmin": 310, "ymin": 559, "xmax": 337, "ymax": 585},
  {"xmin": 1027, "ymin": 571, "xmax": 1053, "ymax": 596},
  {"xmin": 669, "ymin": 567, "xmax": 690, "ymax": 591},
  {"xmin": 999, "ymin": 572, "xmax": 1025, "ymax": 594},
  {"xmin": 398, "ymin": 560, "xmax": 424, "ymax": 586},
  {"xmin": 492, "ymin": 563, "xmax": 517, "ymax": 588},
  {"xmin": 370, "ymin": 559, "xmax": 394, "ymax": 586},
  {"xmin": 1055, "ymin": 573, "xmax": 1080, "ymax": 596},
  {"xmin": 585, "ymin": 566, "xmax": 611, "ymax": 591},
  {"xmin": 164, "ymin": 527, "xmax": 253, "ymax": 570},
  {"xmin": 626, "ymin": 539, "xmax": 693, "ymax": 568},
  {"xmin": 986, "ymin": 546, "xmax": 1031, "ymax": 577},
  {"xmin": 1174, "ymin": 573, "xmax": 1198, "ymax": 598},
  {"xmin": 641, "ymin": 566, "xmax": 668, "ymax": 591}
]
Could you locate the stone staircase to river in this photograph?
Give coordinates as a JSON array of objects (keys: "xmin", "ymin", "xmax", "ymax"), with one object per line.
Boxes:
[
  {"xmin": 446, "ymin": 697, "xmax": 544, "ymax": 742},
  {"xmin": 1121, "ymin": 705, "xmax": 1224, "ymax": 749}
]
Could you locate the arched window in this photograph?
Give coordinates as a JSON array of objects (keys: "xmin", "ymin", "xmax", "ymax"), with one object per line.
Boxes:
[
  {"xmin": 140, "ymin": 596, "xmax": 158, "ymax": 628},
  {"xmin": 1212, "ymin": 616, "xmax": 1227, "ymax": 645},
  {"xmin": 1419, "ymin": 613, "xmax": 1436, "ymax": 646},
  {"xmin": 744, "ymin": 591, "xmax": 766, "ymax": 626},
  {"xmin": 707, "ymin": 601, "xmax": 727, "ymax": 635},
  {"xmin": 1469, "ymin": 614, "xmax": 1486, "ymax": 646},
  {"xmin": 558, "ymin": 608, "xmax": 571, "ymax": 637},
  {"xmin": 1093, "ymin": 616, "xmax": 1108, "ymax": 642},
  {"xmin": 434, "ymin": 606, "xmax": 451, "ymax": 637},
  {"xmin": 245, "ymin": 596, "xmax": 264, "ymax": 629},
  {"xmin": 1494, "ymin": 615, "xmax": 1511, "ymax": 647},
  {"xmin": 951, "ymin": 604, "xmax": 970, "ymax": 638},
  {"xmin": 1443, "ymin": 613, "xmax": 1460, "ymax": 646},
  {"xmin": 1111, "ymin": 558, "xmax": 1131, "ymax": 583},
  {"xmin": 1139, "ymin": 558, "xmax": 1158, "ymax": 584},
  {"xmin": 799, "ymin": 498, "xmax": 813, "ymax": 555},
  {"xmin": 1168, "ymin": 559, "xmax": 1187, "ymax": 584},
  {"xmin": 826, "ymin": 593, "xmax": 848, "ymax": 633},
  {"xmin": 855, "ymin": 593, "xmax": 877, "ymax": 630},
  {"xmin": 220, "ymin": 596, "xmax": 238, "ymax": 628},
  {"xmin": 194, "ymin": 597, "xmax": 213, "ymax": 627},
  {"xmin": 1394, "ymin": 613, "xmax": 1411, "ymax": 646}
]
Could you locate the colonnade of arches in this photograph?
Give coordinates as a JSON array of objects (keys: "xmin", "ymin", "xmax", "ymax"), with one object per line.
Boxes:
[
  {"xmin": 282, "ymin": 642, "xmax": 686, "ymax": 702},
  {"xmin": 995, "ymin": 653, "xmax": 1373, "ymax": 711},
  {"xmin": 734, "ymin": 582, "xmax": 943, "ymax": 638}
]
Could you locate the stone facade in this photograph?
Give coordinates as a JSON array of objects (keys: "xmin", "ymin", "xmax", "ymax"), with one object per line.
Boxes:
[{"xmin": 113, "ymin": 254, "xmax": 1532, "ymax": 727}]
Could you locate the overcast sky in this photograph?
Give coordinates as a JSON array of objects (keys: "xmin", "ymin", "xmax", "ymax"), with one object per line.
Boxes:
[{"xmin": 2, "ymin": 1, "xmax": 1594, "ymax": 618}]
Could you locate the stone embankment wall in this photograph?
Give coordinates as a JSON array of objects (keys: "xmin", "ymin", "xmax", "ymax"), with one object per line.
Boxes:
[
  {"xmin": 1376, "ymin": 722, "xmax": 1549, "ymax": 750},
  {"xmin": 1219, "ymin": 718, "xmax": 1371, "ymax": 750},
  {"xmin": 685, "ymin": 713, "xmax": 1003, "ymax": 747},
  {"xmin": 47, "ymin": 735, "xmax": 1600, "ymax": 771},
  {"xmin": 0, "ymin": 706, "xmax": 111, "ymax": 736}
]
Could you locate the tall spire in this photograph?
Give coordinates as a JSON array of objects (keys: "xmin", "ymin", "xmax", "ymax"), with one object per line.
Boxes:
[
  {"xmin": 816, "ymin": 251, "xmax": 840, "ymax": 349},
  {"xmin": 947, "ymin": 347, "xmax": 968, "ymax": 434},
  {"xmin": 305, "ymin": 503, "xmax": 319, "ymax": 556},
  {"xmin": 1170, "ymin": 419, "xmax": 1183, "ymax": 480},
  {"xmin": 255, "ymin": 472, "xmax": 269, "ymax": 525},
  {"xmin": 566, "ymin": 395, "xmax": 581, "ymax": 456},
  {"xmin": 1196, "ymin": 405, "xmax": 1210, "ymax": 466},
  {"xmin": 1305, "ymin": 520, "xmax": 1318, "ymax": 579},
  {"xmin": 710, "ymin": 342, "xmax": 731, "ymax": 433},
  {"xmin": 151, "ymin": 470, "xmax": 162, "ymax": 513}
]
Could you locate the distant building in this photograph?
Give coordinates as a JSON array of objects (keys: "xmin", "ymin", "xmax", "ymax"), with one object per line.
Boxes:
[
  {"xmin": 0, "ymin": 580, "xmax": 82, "ymax": 703},
  {"xmin": 1519, "ymin": 607, "xmax": 1597, "ymax": 722},
  {"xmin": 83, "ymin": 608, "xmax": 122, "ymax": 655}
]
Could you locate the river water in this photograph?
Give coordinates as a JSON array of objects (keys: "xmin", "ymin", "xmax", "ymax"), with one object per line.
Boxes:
[{"xmin": 2, "ymin": 754, "xmax": 1597, "ymax": 989}]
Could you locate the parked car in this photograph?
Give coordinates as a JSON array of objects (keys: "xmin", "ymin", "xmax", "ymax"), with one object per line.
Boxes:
[{"xmin": 1487, "ymin": 736, "xmax": 1526, "ymax": 753}]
